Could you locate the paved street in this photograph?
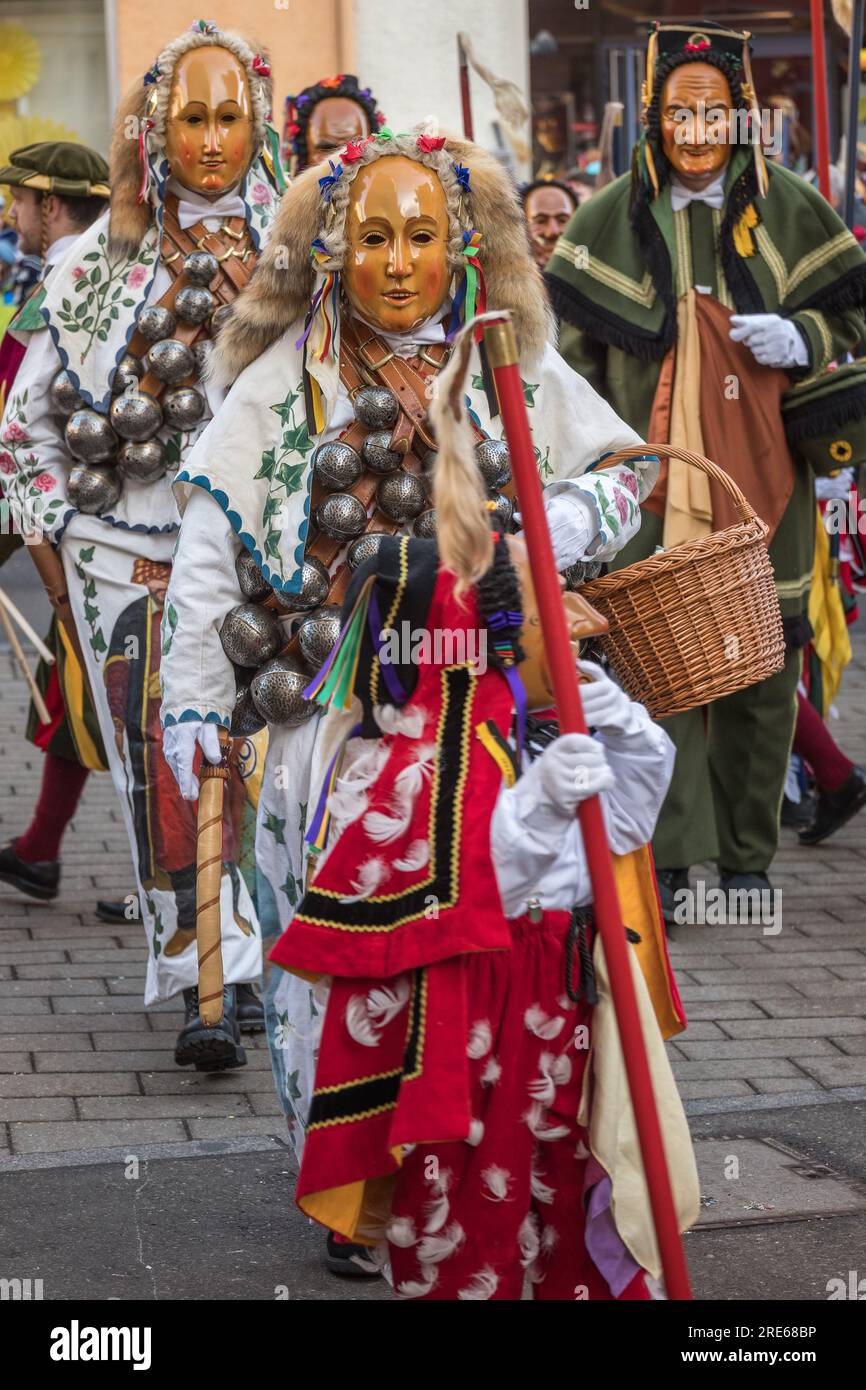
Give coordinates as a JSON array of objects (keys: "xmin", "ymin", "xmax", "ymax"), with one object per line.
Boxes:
[{"xmin": 0, "ymin": 554, "xmax": 865, "ymax": 1299}]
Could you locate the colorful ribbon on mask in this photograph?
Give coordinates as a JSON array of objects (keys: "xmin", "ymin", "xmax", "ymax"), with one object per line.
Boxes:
[
  {"xmin": 136, "ymin": 119, "xmax": 156, "ymax": 206},
  {"xmin": 448, "ymin": 229, "xmax": 486, "ymax": 338},
  {"xmin": 295, "ymin": 238, "xmax": 339, "ymax": 363}
]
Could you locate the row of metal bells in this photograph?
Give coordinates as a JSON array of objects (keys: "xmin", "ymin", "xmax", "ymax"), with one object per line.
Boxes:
[
  {"xmin": 274, "ymin": 555, "xmax": 331, "ymax": 614},
  {"xmin": 183, "ymin": 250, "xmax": 218, "ymax": 287},
  {"xmin": 377, "ymin": 469, "xmax": 426, "ymax": 522},
  {"xmin": 297, "ymin": 604, "xmax": 342, "ymax": 671},
  {"xmin": 117, "ymin": 439, "xmax": 167, "ymax": 483},
  {"xmin": 475, "ymin": 438, "xmax": 512, "ymax": 490},
  {"xmin": 175, "ymin": 285, "xmax": 214, "ymax": 326},
  {"xmin": 67, "ymin": 463, "xmax": 121, "ymax": 515},
  {"xmin": 362, "ymin": 431, "xmax": 403, "ymax": 475},
  {"xmin": 235, "ymin": 548, "xmax": 272, "ymax": 603},
  {"xmin": 64, "ymin": 409, "xmax": 118, "ymax": 463},
  {"xmin": 250, "ymin": 658, "xmax": 317, "ymax": 727},
  {"xmin": 313, "ymin": 440, "xmax": 362, "ymax": 492},
  {"xmin": 346, "ymin": 531, "xmax": 387, "ymax": 572},
  {"xmin": 111, "ymin": 355, "xmax": 144, "ymax": 396},
  {"xmin": 219, "ymin": 602, "xmax": 282, "ymax": 669},
  {"xmin": 487, "ymin": 491, "xmax": 514, "ymax": 531},
  {"xmin": 413, "ymin": 507, "xmax": 437, "ymax": 539},
  {"xmin": 138, "ymin": 305, "xmax": 176, "ymax": 343},
  {"xmin": 109, "ymin": 391, "xmax": 162, "ymax": 443},
  {"xmin": 315, "ymin": 492, "xmax": 368, "ymax": 542},
  {"xmin": 353, "ymin": 385, "xmax": 399, "ymax": 431},
  {"xmin": 164, "ymin": 386, "xmax": 205, "ymax": 431}
]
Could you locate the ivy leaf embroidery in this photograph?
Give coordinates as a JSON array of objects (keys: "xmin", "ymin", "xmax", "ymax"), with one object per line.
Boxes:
[{"xmin": 263, "ymin": 811, "xmax": 287, "ymax": 846}]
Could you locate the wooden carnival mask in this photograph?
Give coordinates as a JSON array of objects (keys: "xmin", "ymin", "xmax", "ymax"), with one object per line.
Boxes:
[
  {"xmin": 507, "ymin": 536, "xmax": 608, "ymax": 711},
  {"xmin": 660, "ymin": 62, "xmax": 733, "ymax": 190},
  {"xmin": 342, "ymin": 155, "xmax": 450, "ymax": 335},
  {"xmin": 308, "ymin": 96, "xmax": 371, "ymax": 163},
  {"xmin": 164, "ymin": 45, "xmax": 254, "ymax": 197}
]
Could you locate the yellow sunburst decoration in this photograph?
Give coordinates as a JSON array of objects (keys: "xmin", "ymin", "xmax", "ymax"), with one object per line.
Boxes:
[
  {"xmin": 0, "ymin": 116, "xmax": 80, "ymax": 176},
  {"xmin": 0, "ymin": 24, "xmax": 42, "ymax": 102}
]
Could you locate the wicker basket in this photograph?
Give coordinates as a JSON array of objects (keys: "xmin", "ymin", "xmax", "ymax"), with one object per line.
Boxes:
[{"xmin": 581, "ymin": 445, "xmax": 785, "ymax": 720}]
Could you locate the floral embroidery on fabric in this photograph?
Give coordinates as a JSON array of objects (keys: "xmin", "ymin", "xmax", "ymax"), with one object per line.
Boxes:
[
  {"xmin": 75, "ymin": 545, "xmax": 108, "ymax": 657},
  {"xmin": 256, "ymin": 386, "xmax": 314, "ymax": 568},
  {"xmin": 55, "ymin": 230, "xmax": 158, "ymax": 361},
  {"xmin": 2, "ymin": 390, "xmax": 66, "ymax": 533}
]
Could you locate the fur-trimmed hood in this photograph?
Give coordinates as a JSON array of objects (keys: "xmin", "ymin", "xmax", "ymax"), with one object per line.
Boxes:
[
  {"xmin": 210, "ymin": 136, "xmax": 554, "ymax": 385},
  {"xmin": 108, "ymin": 26, "xmax": 272, "ymax": 258}
]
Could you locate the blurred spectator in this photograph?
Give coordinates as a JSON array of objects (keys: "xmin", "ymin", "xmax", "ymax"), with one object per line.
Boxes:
[{"xmin": 520, "ymin": 177, "xmax": 577, "ymax": 269}]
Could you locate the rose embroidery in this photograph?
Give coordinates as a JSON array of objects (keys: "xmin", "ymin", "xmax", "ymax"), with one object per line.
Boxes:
[
  {"xmin": 127, "ymin": 264, "xmax": 148, "ymax": 290},
  {"xmin": 0, "ymin": 451, "xmax": 15, "ymax": 474},
  {"xmin": 615, "ymin": 489, "xmax": 630, "ymax": 523},
  {"xmin": 617, "ymin": 467, "xmax": 639, "ymax": 498},
  {"xmin": 71, "ymin": 266, "xmax": 85, "ymax": 281},
  {"xmin": 32, "ymin": 473, "xmax": 56, "ymax": 493},
  {"xmin": 3, "ymin": 422, "xmax": 26, "ymax": 443},
  {"xmin": 251, "ymin": 181, "xmax": 272, "ymax": 206}
]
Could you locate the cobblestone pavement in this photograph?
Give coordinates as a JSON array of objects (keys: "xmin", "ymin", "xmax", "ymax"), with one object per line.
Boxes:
[{"xmin": 0, "ymin": 604, "xmax": 864, "ymax": 1160}]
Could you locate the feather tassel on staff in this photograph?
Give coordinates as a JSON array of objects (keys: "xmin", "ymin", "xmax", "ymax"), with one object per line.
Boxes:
[
  {"xmin": 456, "ymin": 31, "xmax": 529, "ymax": 141},
  {"xmin": 432, "ymin": 310, "xmax": 693, "ymax": 1301}
]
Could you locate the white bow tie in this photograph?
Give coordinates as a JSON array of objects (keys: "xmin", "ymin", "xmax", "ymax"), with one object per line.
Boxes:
[
  {"xmin": 176, "ymin": 195, "xmax": 247, "ymax": 231},
  {"xmin": 670, "ymin": 180, "xmax": 725, "ymax": 213}
]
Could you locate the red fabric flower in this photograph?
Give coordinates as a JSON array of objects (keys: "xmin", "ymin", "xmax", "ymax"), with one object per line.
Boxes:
[
  {"xmin": 342, "ymin": 138, "xmax": 371, "ymax": 163},
  {"xmin": 320, "ymin": 74, "xmax": 344, "ymax": 90},
  {"xmin": 32, "ymin": 472, "xmax": 56, "ymax": 493},
  {"xmin": 286, "ymin": 121, "xmax": 300, "ymax": 139},
  {"xmin": 684, "ymin": 39, "xmax": 710, "ymax": 53},
  {"xmin": 416, "ymin": 134, "xmax": 446, "ymax": 153},
  {"xmin": 71, "ymin": 266, "xmax": 85, "ymax": 281},
  {"xmin": 376, "ymin": 111, "xmax": 387, "ymax": 127},
  {"xmin": 252, "ymin": 55, "xmax": 271, "ymax": 78}
]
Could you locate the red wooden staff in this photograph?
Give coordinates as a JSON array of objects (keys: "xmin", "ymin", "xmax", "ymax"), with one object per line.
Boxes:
[
  {"xmin": 811, "ymin": 0, "xmax": 832, "ymax": 201},
  {"xmin": 457, "ymin": 33, "xmax": 474, "ymax": 140},
  {"xmin": 481, "ymin": 311, "xmax": 693, "ymax": 1301}
]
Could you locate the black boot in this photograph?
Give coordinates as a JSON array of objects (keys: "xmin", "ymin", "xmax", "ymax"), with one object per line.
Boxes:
[
  {"xmin": 0, "ymin": 842, "xmax": 60, "ymax": 901},
  {"xmin": 324, "ymin": 1231, "xmax": 382, "ymax": 1279},
  {"xmin": 235, "ymin": 981, "xmax": 265, "ymax": 1034},
  {"xmin": 175, "ymin": 985, "xmax": 247, "ymax": 1072},
  {"xmin": 96, "ymin": 900, "xmax": 135, "ymax": 923},
  {"xmin": 718, "ymin": 869, "xmax": 773, "ymax": 923},
  {"xmin": 798, "ymin": 766, "xmax": 866, "ymax": 845},
  {"xmin": 655, "ymin": 867, "xmax": 690, "ymax": 925}
]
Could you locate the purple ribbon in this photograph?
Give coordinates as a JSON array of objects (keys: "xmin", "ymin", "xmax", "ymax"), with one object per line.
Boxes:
[
  {"xmin": 368, "ymin": 587, "xmax": 406, "ymax": 704},
  {"xmin": 504, "ymin": 665, "xmax": 527, "ymax": 759},
  {"xmin": 487, "ymin": 609, "xmax": 523, "ymax": 630}
]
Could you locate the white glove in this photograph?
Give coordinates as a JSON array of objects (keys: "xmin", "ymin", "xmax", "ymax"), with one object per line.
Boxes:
[
  {"xmin": 729, "ymin": 313, "xmax": 810, "ymax": 369},
  {"xmin": 162, "ymin": 720, "xmax": 223, "ymax": 801},
  {"xmin": 515, "ymin": 489, "xmax": 597, "ymax": 570},
  {"xmin": 522, "ymin": 732, "xmax": 614, "ymax": 818},
  {"xmin": 577, "ymin": 660, "xmax": 636, "ymax": 733}
]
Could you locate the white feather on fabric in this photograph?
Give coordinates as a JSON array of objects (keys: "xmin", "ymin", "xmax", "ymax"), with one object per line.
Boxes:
[
  {"xmin": 518, "ymin": 1213, "xmax": 541, "ymax": 1270},
  {"xmin": 523, "ymin": 1101, "xmax": 571, "ymax": 1142},
  {"xmin": 466, "ymin": 1118, "xmax": 485, "ymax": 1147},
  {"xmin": 393, "ymin": 839, "xmax": 430, "ymax": 873},
  {"xmin": 366, "ymin": 977, "xmax": 411, "ymax": 1027},
  {"xmin": 480, "ymin": 1056, "xmax": 502, "ymax": 1086},
  {"xmin": 340, "ymin": 855, "xmax": 390, "ymax": 903},
  {"xmin": 466, "ymin": 1019, "xmax": 493, "ymax": 1060},
  {"xmin": 386, "ymin": 1215, "xmax": 418, "ymax": 1248},
  {"xmin": 457, "ymin": 1267, "xmax": 499, "ymax": 1300},
  {"xmin": 530, "ymin": 1159, "xmax": 555, "ymax": 1205},
  {"xmin": 397, "ymin": 1268, "xmax": 439, "ymax": 1298},
  {"xmin": 481, "ymin": 1164, "xmax": 512, "ymax": 1202},
  {"xmin": 524, "ymin": 1003, "xmax": 566, "ymax": 1040},
  {"xmin": 416, "ymin": 1222, "xmax": 465, "ymax": 1264},
  {"xmin": 345, "ymin": 995, "xmax": 380, "ymax": 1047},
  {"xmin": 373, "ymin": 703, "xmax": 427, "ymax": 738}
]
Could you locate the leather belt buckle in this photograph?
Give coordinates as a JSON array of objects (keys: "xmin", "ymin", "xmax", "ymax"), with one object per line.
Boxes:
[{"xmin": 357, "ymin": 336, "xmax": 395, "ymax": 373}]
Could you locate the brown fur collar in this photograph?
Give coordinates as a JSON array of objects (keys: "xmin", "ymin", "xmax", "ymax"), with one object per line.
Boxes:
[{"xmin": 210, "ymin": 138, "xmax": 553, "ymax": 386}]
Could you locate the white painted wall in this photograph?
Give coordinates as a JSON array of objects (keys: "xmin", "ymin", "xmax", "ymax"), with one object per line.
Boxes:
[{"xmin": 351, "ymin": 0, "xmax": 530, "ymax": 177}]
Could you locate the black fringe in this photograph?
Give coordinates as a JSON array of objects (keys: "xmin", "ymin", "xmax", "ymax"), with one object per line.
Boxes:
[
  {"xmin": 545, "ymin": 275, "xmax": 671, "ymax": 361},
  {"xmin": 783, "ymin": 614, "xmax": 813, "ymax": 649},
  {"xmin": 783, "ymin": 383, "xmax": 866, "ymax": 445},
  {"xmin": 793, "ymin": 262, "xmax": 866, "ymax": 316}
]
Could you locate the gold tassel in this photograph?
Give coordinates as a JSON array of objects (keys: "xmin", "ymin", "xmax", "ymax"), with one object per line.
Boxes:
[
  {"xmin": 741, "ymin": 35, "xmax": 769, "ymax": 198},
  {"xmin": 733, "ymin": 203, "xmax": 759, "ymax": 257},
  {"xmin": 642, "ymin": 26, "xmax": 658, "ymax": 115}
]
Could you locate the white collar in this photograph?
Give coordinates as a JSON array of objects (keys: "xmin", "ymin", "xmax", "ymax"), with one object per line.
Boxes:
[
  {"xmin": 350, "ymin": 305, "xmax": 450, "ymax": 359},
  {"xmin": 167, "ymin": 178, "xmax": 248, "ymax": 230},
  {"xmin": 670, "ymin": 173, "xmax": 726, "ymax": 213}
]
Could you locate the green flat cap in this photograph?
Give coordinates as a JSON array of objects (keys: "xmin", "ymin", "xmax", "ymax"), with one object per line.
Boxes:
[{"xmin": 0, "ymin": 142, "xmax": 109, "ymax": 198}]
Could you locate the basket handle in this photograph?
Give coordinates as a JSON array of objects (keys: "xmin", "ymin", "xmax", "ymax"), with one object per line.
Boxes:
[{"xmin": 601, "ymin": 443, "xmax": 758, "ymax": 527}]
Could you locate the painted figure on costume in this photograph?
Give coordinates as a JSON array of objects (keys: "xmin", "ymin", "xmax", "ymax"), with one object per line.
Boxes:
[
  {"xmin": 159, "ymin": 125, "xmax": 660, "ymax": 1266},
  {"xmin": 546, "ymin": 21, "xmax": 866, "ymax": 918},
  {"xmin": 0, "ymin": 19, "xmax": 287, "ymax": 1070},
  {"xmin": 283, "ymin": 73, "xmax": 384, "ymax": 175}
]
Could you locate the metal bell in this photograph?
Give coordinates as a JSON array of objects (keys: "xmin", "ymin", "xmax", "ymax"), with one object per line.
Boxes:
[
  {"xmin": 211, "ymin": 303, "xmax": 233, "ymax": 334},
  {"xmin": 353, "ymin": 385, "xmax": 399, "ymax": 430},
  {"xmin": 487, "ymin": 491, "xmax": 514, "ymax": 531},
  {"xmin": 138, "ymin": 305, "xmax": 176, "ymax": 342},
  {"xmin": 175, "ymin": 286, "xmax": 214, "ymax": 325},
  {"xmin": 271, "ymin": 555, "xmax": 331, "ymax": 614},
  {"xmin": 191, "ymin": 340, "xmax": 211, "ymax": 376},
  {"xmin": 298, "ymin": 605, "xmax": 342, "ymax": 671},
  {"xmin": 111, "ymin": 355, "xmax": 144, "ymax": 396},
  {"xmin": 109, "ymin": 391, "xmax": 163, "ymax": 442},
  {"xmin": 346, "ymin": 531, "xmax": 388, "ymax": 573},
  {"xmin": 145, "ymin": 338, "xmax": 194, "ymax": 384},
  {"xmin": 376, "ymin": 470, "xmax": 426, "ymax": 522},
  {"xmin": 475, "ymin": 438, "xmax": 512, "ymax": 490},
  {"xmin": 235, "ymin": 548, "xmax": 272, "ymax": 603},
  {"xmin": 362, "ymin": 430, "xmax": 402, "ymax": 474},
  {"xmin": 231, "ymin": 678, "xmax": 266, "ymax": 737},
  {"xmin": 250, "ymin": 657, "xmax": 317, "ymax": 727},
  {"xmin": 67, "ymin": 463, "xmax": 122, "ymax": 515},
  {"xmin": 413, "ymin": 508, "xmax": 437, "ymax": 539},
  {"xmin": 64, "ymin": 409, "xmax": 118, "ymax": 463},
  {"xmin": 117, "ymin": 439, "xmax": 167, "ymax": 482},
  {"xmin": 315, "ymin": 493, "xmax": 368, "ymax": 541},
  {"xmin": 163, "ymin": 387, "xmax": 205, "ymax": 431},
  {"xmin": 183, "ymin": 250, "xmax": 219, "ymax": 286},
  {"xmin": 562, "ymin": 559, "xmax": 604, "ymax": 589},
  {"xmin": 219, "ymin": 602, "xmax": 283, "ymax": 669},
  {"xmin": 313, "ymin": 440, "xmax": 362, "ymax": 491},
  {"xmin": 49, "ymin": 369, "xmax": 85, "ymax": 417}
]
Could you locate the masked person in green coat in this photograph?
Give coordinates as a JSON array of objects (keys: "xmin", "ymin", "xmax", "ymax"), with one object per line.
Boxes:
[{"xmin": 546, "ymin": 22, "xmax": 866, "ymax": 917}]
